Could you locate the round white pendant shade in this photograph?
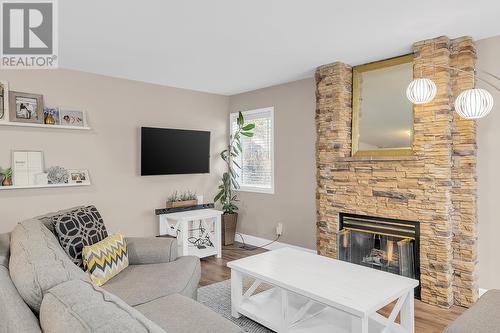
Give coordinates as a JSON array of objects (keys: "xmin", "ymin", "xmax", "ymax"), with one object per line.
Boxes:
[
  {"xmin": 406, "ymin": 78, "xmax": 437, "ymax": 104},
  {"xmin": 455, "ymin": 88, "xmax": 494, "ymax": 119}
]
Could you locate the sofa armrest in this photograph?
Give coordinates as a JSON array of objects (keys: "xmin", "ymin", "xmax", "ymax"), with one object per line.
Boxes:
[{"xmin": 125, "ymin": 237, "xmax": 178, "ymax": 265}]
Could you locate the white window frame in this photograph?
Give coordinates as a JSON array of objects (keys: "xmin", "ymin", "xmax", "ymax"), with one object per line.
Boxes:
[{"xmin": 229, "ymin": 107, "xmax": 275, "ymax": 194}]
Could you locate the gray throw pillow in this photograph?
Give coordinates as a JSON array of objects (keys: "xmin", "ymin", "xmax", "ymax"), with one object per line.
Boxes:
[{"xmin": 52, "ymin": 206, "xmax": 108, "ymax": 269}]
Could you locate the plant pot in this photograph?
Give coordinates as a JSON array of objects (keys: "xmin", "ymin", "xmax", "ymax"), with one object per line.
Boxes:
[
  {"xmin": 2, "ymin": 176, "xmax": 12, "ymax": 186},
  {"xmin": 165, "ymin": 200, "xmax": 198, "ymax": 208},
  {"xmin": 222, "ymin": 213, "xmax": 238, "ymax": 246}
]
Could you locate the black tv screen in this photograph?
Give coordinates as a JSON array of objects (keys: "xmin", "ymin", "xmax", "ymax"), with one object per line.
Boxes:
[{"xmin": 141, "ymin": 127, "xmax": 210, "ymax": 175}]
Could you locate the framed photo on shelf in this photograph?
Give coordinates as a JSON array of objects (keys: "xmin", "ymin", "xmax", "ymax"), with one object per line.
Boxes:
[
  {"xmin": 43, "ymin": 106, "xmax": 60, "ymax": 125},
  {"xmin": 12, "ymin": 151, "xmax": 44, "ymax": 186},
  {"xmin": 60, "ymin": 109, "xmax": 86, "ymax": 127},
  {"xmin": 9, "ymin": 91, "xmax": 44, "ymax": 124},
  {"xmin": 0, "ymin": 81, "xmax": 9, "ymax": 122},
  {"xmin": 68, "ymin": 169, "xmax": 90, "ymax": 184}
]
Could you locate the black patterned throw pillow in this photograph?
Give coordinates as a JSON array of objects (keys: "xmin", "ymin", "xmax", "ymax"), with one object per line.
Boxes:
[{"xmin": 52, "ymin": 206, "xmax": 108, "ymax": 269}]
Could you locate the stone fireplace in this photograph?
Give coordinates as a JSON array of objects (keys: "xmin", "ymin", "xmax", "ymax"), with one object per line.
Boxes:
[{"xmin": 315, "ymin": 36, "xmax": 478, "ymax": 308}]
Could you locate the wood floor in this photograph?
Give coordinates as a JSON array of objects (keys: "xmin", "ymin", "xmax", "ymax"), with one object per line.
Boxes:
[{"xmin": 199, "ymin": 243, "xmax": 465, "ymax": 333}]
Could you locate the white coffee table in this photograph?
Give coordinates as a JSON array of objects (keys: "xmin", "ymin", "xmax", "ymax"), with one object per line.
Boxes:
[{"xmin": 227, "ymin": 248, "xmax": 419, "ymax": 333}]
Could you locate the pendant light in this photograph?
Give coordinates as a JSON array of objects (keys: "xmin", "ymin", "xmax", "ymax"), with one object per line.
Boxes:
[
  {"xmin": 406, "ymin": 65, "xmax": 498, "ymax": 119},
  {"xmin": 454, "ymin": 88, "xmax": 494, "ymax": 119},
  {"xmin": 406, "ymin": 78, "xmax": 437, "ymax": 104}
]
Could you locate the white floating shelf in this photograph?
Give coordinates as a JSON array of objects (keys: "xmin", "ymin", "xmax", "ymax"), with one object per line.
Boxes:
[
  {"xmin": 0, "ymin": 121, "xmax": 91, "ymax": 130},
  {"xmin": 0, "ymin": 183, "xmax": 91, "ymax": 190}
]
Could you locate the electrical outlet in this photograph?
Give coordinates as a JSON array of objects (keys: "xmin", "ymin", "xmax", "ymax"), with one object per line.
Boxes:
[{"xmin": 276, "ymin": 223, "xmax": 283, "ymax": 236}]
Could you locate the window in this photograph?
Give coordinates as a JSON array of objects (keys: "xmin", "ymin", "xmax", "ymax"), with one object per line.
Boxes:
[{"xmin": 230, "ymin": 107, "xmax": 274, "ymax": 194}]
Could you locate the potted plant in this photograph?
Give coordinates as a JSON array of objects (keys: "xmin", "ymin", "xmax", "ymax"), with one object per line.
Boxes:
[
  {"xmin": 166, "ymin": 190, "xmax": 198, "ymax": 208},
  {"xmin": 214, "ymin": 112, "xmax": 254, "ymax": 245},
  {"xmin": 1, "ymin": 167, "xmax": 12, "ymax": 186}
]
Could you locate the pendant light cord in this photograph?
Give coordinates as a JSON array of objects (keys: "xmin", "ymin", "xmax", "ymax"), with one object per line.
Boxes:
[{"xmin": 420, "ymin": 64, "xmax": 500, "ymax": 92}]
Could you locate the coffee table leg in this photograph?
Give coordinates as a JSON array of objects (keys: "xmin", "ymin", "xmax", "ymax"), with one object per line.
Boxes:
[
  {"xmin": 400, "ymin": 290, "xmax": 415, "ymax": 333},
  {"xmin": 280, "ymin": 289, "xmax": 289, "ymax": 333},
  {"xmin": 351, "ymin": 316, "xmax": 368, "ymax": 333},
  {"xmin": 215, "ymin": 215, "xmax": 222, "ymax": 258},
  {"xmin": 231, "ymin": 270, "xmax": 243, "ymax": 318}
]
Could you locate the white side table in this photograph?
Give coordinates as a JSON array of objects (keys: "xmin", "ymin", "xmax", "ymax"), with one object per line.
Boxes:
[{"xmin": 158, "ymin": 209, "xmax": 222, "ymax": 259}]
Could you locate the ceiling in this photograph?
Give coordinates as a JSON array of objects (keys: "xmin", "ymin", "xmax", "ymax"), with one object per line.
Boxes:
[{"xmin": 59, "ymin": 0, "xmax": 500, "ymax": 96}]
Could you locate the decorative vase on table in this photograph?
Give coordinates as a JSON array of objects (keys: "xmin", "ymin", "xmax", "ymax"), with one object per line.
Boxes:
[
  {"xmin": 44, "ymin": 113, "xmax": 55, "ymax": 125},
  {"xmin": 2, "ymin": 176, "xmax": 12, "ymax": 186},
  {"xmin": 222, "ymin": 213, "xmax": 238, "ymax": 246},
  {"xmin": 166, "ymin": 200, "xmax": 198, "ymax": 208},
  {"xmin": 1, "ymin": 167, "xmax": 13, "ymax": 186},
  {"xmin": 47, "ymin": 166, "xmax": 69, "ymax": 184},
  {"xmin": 165, "ymin": 190, "xmax": 198, "ymax": 208}
]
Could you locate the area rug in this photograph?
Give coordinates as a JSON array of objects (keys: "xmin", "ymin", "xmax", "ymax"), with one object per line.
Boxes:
[{"xmin": 198, "ymin": 280, "xmax": 273, "ymax": 333}]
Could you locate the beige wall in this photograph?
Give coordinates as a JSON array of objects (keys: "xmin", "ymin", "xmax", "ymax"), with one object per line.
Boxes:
[
  {"xmin": 0, "ymin": 69, "xmax": 229, "ymax": 235},
  {"xmin": 476, "ymin": 35, "xmax": 500, "ymax": 290},
  {"xmin": 228, "ymin": 78, "xmax": 317, "ymax": 250}
]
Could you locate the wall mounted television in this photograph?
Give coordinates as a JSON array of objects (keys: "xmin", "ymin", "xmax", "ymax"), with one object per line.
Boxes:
[{"xmin": 141, "ymin": 127, "xmax": 210, "ymax": 175}]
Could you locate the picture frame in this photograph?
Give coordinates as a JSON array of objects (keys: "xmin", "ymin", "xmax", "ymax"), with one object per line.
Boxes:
[
  {"xmin": 0, "ymin": 81, "xmax": 9, "ymax": 122},
  {"xmin": 59, "ymin": 109, "xmax": 86, "ymax": 127},
  {"xmin": 9, "ymin": 91, "xmax": 44, "ymax": 124},
  {"xmin": 43, "ymin": 106, "xmax": 60, "ymax": 125},
  {"xmin": 68, "ymin": 169, "xmax": 90, "ymax": 184},
  {"xmin": 12, "ymin": 150, "xmax": 44, "ymax": 186}
]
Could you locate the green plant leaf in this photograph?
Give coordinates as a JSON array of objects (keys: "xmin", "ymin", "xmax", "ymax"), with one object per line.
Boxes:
[
  {"xmin": 214, "ymin": 190, "xmax": 224, "ymax": 203},
  {"xmin": 242, "ymin": 123, "xmax": 255, "ymax": 131},
  {"xmin": 220, "ymin": 151, "xmax": 228, "ymax": 161},
  {"xmin": 241, "ymin": 132, "xmax": 254, "ymax": 137},
  {"xmin": 232, "ymin": 160, "xmax": 241, "ymax": 169},
  {"xmin": 237, "ymin": 112, "xmax": 244, "ymax": 126}
]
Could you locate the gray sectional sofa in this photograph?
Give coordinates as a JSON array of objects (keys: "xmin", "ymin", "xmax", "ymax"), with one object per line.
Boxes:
[
  {"xmin": 444, "ymin": 290, "xmax": 500, "ymax": 333},
  {"xmin": 0, "ymin": 209, "xmax": 241, "ymax": 333}
]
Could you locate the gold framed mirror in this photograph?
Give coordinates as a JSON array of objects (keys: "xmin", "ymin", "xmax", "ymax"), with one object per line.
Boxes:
[{"xmin": 352, "ymin": 54, "xmax": 414, "ymax": 157}]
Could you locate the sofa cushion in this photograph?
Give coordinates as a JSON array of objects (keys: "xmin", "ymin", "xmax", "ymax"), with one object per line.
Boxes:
[
  {"xmin": 0, "ymin": 232, "xmax": 10, "ymax": 268},
  {"xmin": 103, "ymin": 256, "xmax": 200, "ymax": 306},
  {"xmin": 52, "ymin": 205, "xmax": 108, "ymax": 268},
  {"xmin": 0, "ymin": 266, "xmax": 42, "ymax": 333},
  {"xmin": 40, "ymin": 279, "xmax": 166, "ymax": 333},
  {"xmin": 9, "ymin": 219, "xmax": 89, "ymax": 312},
  {"xmin": 83, "ymin": 233, "xmax": 129, "ymax": 286},
  {"xmin": 127, "ymin": 237, "xmax": 178, "ymax": 264},
  {"xmin": 135, "ymin": 293, "xmax": 241, "ymax": 333},
  {"xmin": 445, "ymin": 289, "xmax": 500, "ymax": 333}
]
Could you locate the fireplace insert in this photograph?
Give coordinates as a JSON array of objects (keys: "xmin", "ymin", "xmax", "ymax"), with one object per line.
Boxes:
[{"xmin": 337, "ymin": 213, "xmax": 420, "ymax": 298}]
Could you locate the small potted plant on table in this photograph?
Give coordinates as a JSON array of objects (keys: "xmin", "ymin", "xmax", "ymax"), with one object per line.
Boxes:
[
  {"xmin": 166, "ymin": 190, "xmax": 198, "ymax": 208},
  {"xmin": 214, "ymin": 112, "xmax": 254, "ymax": 245},
  {"xmin": 1, "ymin": 167, "xmax": 12, "ymax": 186}
]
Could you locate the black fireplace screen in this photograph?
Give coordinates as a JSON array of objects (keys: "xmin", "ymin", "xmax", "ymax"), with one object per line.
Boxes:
[{"xmin": 338, "ymin": 213, "xmax": 420, "ymax": 296}]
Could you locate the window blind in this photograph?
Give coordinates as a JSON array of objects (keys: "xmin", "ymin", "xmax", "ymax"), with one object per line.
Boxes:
[{"xmin": 230, "ymin": 108, "xmax": 274, "ymax": 192}]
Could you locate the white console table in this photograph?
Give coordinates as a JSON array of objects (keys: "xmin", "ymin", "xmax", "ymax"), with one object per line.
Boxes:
[{"xmin": 158, "ymin": 209, "xmax": 222, "ymax": 259}]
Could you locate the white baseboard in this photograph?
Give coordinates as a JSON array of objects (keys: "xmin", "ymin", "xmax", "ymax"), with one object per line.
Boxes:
[
  {"xmin": 479, "ymin": 288, "xmax": 488, "ymax": 297},
  {"xmin": 237, "ymin": 233, "xmax": 316, "ymax": 254}
]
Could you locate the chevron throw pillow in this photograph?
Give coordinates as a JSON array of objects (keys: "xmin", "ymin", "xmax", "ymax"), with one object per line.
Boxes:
[{"xmin": 82, "ymin": 233, "xmax": 129, "ymax": 286}]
